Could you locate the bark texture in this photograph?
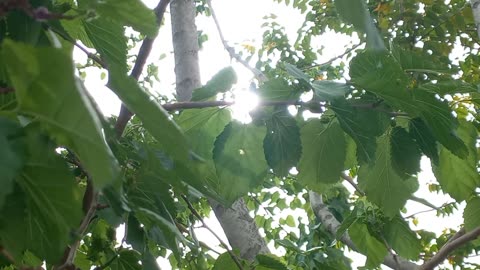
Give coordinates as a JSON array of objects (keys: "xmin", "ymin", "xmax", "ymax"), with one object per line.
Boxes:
[
  {"xmin": 169, "ymin": 0, "xmax": 270, "ymax": 260},
  {"xmin": 471, "ymin": 0, "xmax": 480, "ymax": 39},
  {"xmin": 309, "ymin": 191, "xmax": 420, "ymax": 270},
  {"xmin": 170, "ymin": 0, "xmax": 201, "ymax": 101}
]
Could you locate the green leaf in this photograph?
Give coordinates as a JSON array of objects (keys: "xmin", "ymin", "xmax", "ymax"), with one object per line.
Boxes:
[
  {"xmin": 0, "ymin": 131, "xmax": 83, "ymax": 263},
  {"xmin": 191, "ymin": 67, "xmax": 237, "ymax": 101},
  {"xmin": 418, "ymin": 80, "xmax": 479, "ymax": 96},
  {"xmin": 213, "ymin": 122, "xmax": 268, "ymax": 204},
  {"xmin": 391, "ymin": 47, "xmax": 453, "ymax": 75},
  {"xmin": 349, "ymin": 223, "xmax": 387, "ymax": 268},
  {"xmin": 433, "ymin": 121, "xmax": 480, "ymax": 201},
  {"xmin": 264, "ymin": 109, "xmax": 302, "ymax": 177},
  {"xmin": 3, "ymin": 39, "xmax": 119, "ymax": 188},
  {"xmin": 384, "ymin": 216, "xmax": 421, "ymax": 260},
  {"xmin": 311, "ymin": 81, "xmax": 350, "ymax": 101},
  {"xmin": 84, "ymin": 18, "xmax": 128, "ymax": 73},
  {"xmin": 408, "ymin": 118, "xmax": 439, "ymax": 165},
  {"xmin": 61, "ymin": 17, "xmax": 95, "ymax": 48},
  {"xmin": 464, "ymin": 197, "xmax": 480, "ymax": 232},
  {"xmin": 85, "ymin": 0, "xmax": 158, "ymax": 37},
  {"xmin": 126, "ymin": 215, "xmax": 146, "ymax": 252},
  {"xmin": 258, "ymin": 78, "xmax": 298, "ymax": 101},
  {"xmin": 213, "ymin": 253, "xmax": 247, "ymax": 270},
  {"xmin": 177, "ymin": 107, "xmax": 232, "ymax": 159},
  {"xmin": 358, "ymin": 134, "xmax": 418, "ymax": 217},
  {"xmin": 390, "ymin": 126, "xmax": 421, "ymax": 179},
  {"xmin": 334, "ymin": 0, "xmax": 385, "ymax": 50},
  {"xmin": 285, "ymin": 215, "xmax": 296, "ymax": 227},
  {"xmin": 412, "ymin": 90, "xmax": 467, "ymax": 158},
  {"xmin": 284, "ymin": 63, "xmax": 310, "ymax": 82},
  {"xmin": 256, "ymin": 254, "xmax": 289, "ymax": 270},
  {"xmin": 110, "ymin": 250, "xmax": 142, "ymax": 270},
  {"xmin": 142, "ymin": 252, "xmax": 161, "ymax": 270},
  {"xmin": 350, "ymin": 51, "xmax": 411, "ymax": 109},
  {"xmin": 275, "ymin": 239, "xmax": 301, "ymax": 252},
  {"xmin": 298, "ymin": 119, "xmax": 346, "ymax": 188},
  {"xmin": 331, "ymin": 99, "xmax": 390, "ymax": 163},
  {"xmin": 108, "ymin": 68, "xmax": 190, "ymax": 162},
  {"xmin": 0, "ymin": 118, "xmax": 26, "ymax": 209}
]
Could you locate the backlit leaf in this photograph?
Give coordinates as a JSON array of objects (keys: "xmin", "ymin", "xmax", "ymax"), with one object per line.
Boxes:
[{"xmin": 349, "ymin": 223, "xmax": 387, "ymax": 268}]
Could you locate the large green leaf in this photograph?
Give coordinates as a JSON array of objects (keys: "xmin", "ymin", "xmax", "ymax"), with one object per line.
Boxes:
[
  {"xmin": 334, "ymin": 0, "xmax": 385, "ymax": 50},
  {"xmin": 213, "ymin": 122, "xmax": 268, "ymax": 204},
  {"xmin": 408, "ymin": 118, "xmax": 439, "ymax": 165},
  {"xmin": 390, "ymin": 126, "xmax": 422, "ymax": 179},
  {"xmin": 82, "ymin": 0, "xmax": 158, "ymax": 37},
  {"xmin": 298, "ymin": 119, "xmax": 346, "ymax": 188},
  {"xmin": 358, "ymin": 134, "xmax": 418, "ymax": 217},
  {"xmin": 3, "ymin": 39, "xmax": 119, "ymax": 188},
  {"xmin": 264, "ymin": 109, "xmax": 302, "ymax": 177},
  {"xmin": 418, "ymin": 80, "xmax": 479, "ymax": 96},
  {"xmin": 331, "ymin": 99, "xmax": 390, "ymax": 163},
  {"xmin": 464, "ymin": 196, "xmax": 480, "ymax": 232},
  {"xmin": 0, "ymin": 118, "xmax": 26, "ymax": 209},
  {"xmin": 350, "ymin": 51, "xmax": 412, "ymax": 110},
  {"xmin": 191, "ymin": 67, "xmax": 237, "ymax": 101},
  {"xmin": 84, "ymin": 18, "xmax": 128, "ymax": 73},
  {"xmin": 0, "ymin": 131, "xmax": 83, "ymax": 263},
  {"xmin": 349, "ymin": 223, "xmax": 387, "ymax": 268},
  {"xmin": 311, "ymin": 81, "xmax": 350, "ymax": 102},
  {"xmin": 110, "ymin": 250, "xmax": 142, "ymax": 270},
  {"xmin": 384, "ymin": 216, "xmax": 421, "ymax": 260},
  {"xmin": 108, "ymin": 68, "xmax": 190, "ymax": 162},
  {"xmin": 391, "ymin": 47, "xmax": 453, "ymax": 75},
  {"xmin": 433, "ymin": 121, "xmax": 480, "ymax": 201},
  {"xmin": 177, "ymin": 107, "xmax": 232, "ymax": 159}
]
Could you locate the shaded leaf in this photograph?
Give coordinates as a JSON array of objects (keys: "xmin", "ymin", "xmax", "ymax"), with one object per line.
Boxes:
[
  {"xmin": 349, "ymin": 223, "xmax": 387, "ymax": 268},
  {"xmin": 433, "ymin": 121, "xmax": 480, "ymax": 201},
  {"xmin": 298, "ymin": 119, "xmax": 345, "ymax": 188},
  {"xmin": 418, "ymin": 80, "xmax": 479, "ymax": 96},
  {"xmin": 408, "ymin": 118, "xmax": 439, "ymax": 164},
  {"xmin": 390, "ymin": 126, "xmax": 421, "ymax": 178},
  {"xmin": 264, "ymin": 109, "xmax": 302, "ymax": 176},
  {"xmin": 110, "ymin": 250, "xmax": 142, "ymax": 270},
  {"xmin": 3, "ymin": 39, "xmax": 119, "ymax": 188},
  {"xmin": 311, "ymin": 81, "xmax": 350, "ymax": 101},
  {"xmin": 358, "ymin": 134, "xmax": 418, "ymax": 217},
  {"xmin": 213, "ymin": 122, "xmax": 268, "ymax": 204},
  {"xmin": 384, "ymin": 216, "xmax": 421, "ymax": 260},
  {"xmin": 392, "ymin": 46, "xmax": 453, "ymax": 74},
  {"xmin": 256, "ymin": 254, "xmax": 289, "ymax": 270}
]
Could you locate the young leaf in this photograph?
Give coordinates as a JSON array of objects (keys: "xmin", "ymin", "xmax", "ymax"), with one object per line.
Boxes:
[
  {"xmin": 191, "ymin": 67, "xmax": 237, "ymax": 101},
  {"xmin": 349, "ymin": 223, "xmax": 388, "ymax": 268},
  {"xmin": 297, "ymin": 119, "xmax": 346, "ymax": 187},
  {"xmin": 384, "ymin": 216, "xmax": 422, "ymax": 260},
  {"xmin": 263, "ymin": 109, "xmax": 302, "ymax": 177},
  {"xmin": 358, "ymin": 134, "xmax": 419, "ymax": 217},
  {"xmin": 213, "ymin": 122, "xmax": 268, "ymax": 204},
  {"xmin": 3, "ymin": 39, "xmax": 119, "ymax": 188},
  {"xmin": 433, "ymin": 121, "xmax": 480, "ymax": 201}
]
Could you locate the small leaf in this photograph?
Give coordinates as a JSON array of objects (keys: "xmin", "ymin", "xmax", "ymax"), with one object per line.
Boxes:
[
  {"xmin": 384, "ymin": 216, "xmax": 421, "ymax": 260},
  {"xmin": 298, "ymin": 119, "xmax": 346, "ymax": 188},
  {"xmin": 192, "ymin": 67, "xmax": 237, "ymax": 101},
  {"xmin": 349, "ymin": 223, "xmax": 387, "ymax": 268},
  {"xmin": 263, "ymin": 109, "xmax": 302, "ymax": 176},
  {"xmin": 311, "ymin": 81, "xmax": 350, "ymax": 101},
  {"xmin": 390, "ymin": 126, "xmax": 422, "ymax": 178},
  {"xmin": 358, "ymin": 134, "xmax": 418, "ymax": 217},
  {"xmin": 213, "ymin": 122, "xmax": 268, "ymax": 204},
  {"xmin": 433, "ymin": 121, "xmax": 480, "ymax": 201},
  {"xmin": 3, "ymin": 39, "xmax": 119, "ymax": 188}
]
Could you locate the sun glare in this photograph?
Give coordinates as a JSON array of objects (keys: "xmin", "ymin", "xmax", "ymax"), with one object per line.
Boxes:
[{"xmin": 230, "ymin": 90, "xmax": 260, "ymax": 123}]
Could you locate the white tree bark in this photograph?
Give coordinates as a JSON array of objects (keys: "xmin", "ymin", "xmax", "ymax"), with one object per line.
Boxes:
[
  {"xmin": 170, "ymin": 0, "xmax": 201, "ymax": 101},
  {"xmin": 470, "ymin": 0, "xmax": 480, "ymax": 39},
  {"xmin": 170, "ymin": 0, "xmax": 269, "ymax": 260},
  {"xmin": 309, "ymin": 191, "xmax": 420, "ymax": 270}
]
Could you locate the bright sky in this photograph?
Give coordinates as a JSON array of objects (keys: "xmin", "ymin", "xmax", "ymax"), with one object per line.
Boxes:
[{"xmin": 75, "ymin": 0, "xmax": 470, "ymax": 269}]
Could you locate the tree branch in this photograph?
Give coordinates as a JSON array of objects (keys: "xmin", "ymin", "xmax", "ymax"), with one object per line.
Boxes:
[
  {"xmin": 182, "ymin": 195, "xmax": 244, "ymax": 270},
  {"xmin": 309, "ymin": 191, "xmax": 420, "ymax": 270},
  {"xmin": 304, "ymin": 43, "xmax": 362, "ymax": 70},
  {"xmin": 206, "ymin": 0, "xmax": 267, "ymax": 82},
  {"xmin": 420, "ymin": 227, "xmax": 480, "ymax": 270},
  {"xmin": 114, "ymin": 0, "xmax": 171, "ymax": 137}
]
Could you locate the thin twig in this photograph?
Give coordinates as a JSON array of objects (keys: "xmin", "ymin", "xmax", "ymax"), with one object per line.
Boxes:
[
  {"xmin": 421, "ymin": 227, "xmax": 480, "ymax": 270},
  {"xmin": 0, "ymin": 87, "xmax": 14, "ymax": 94},
  {"xmin": 341, "ymin": 173, "xmax": 365, "ymax": 196},
  {"xmin": 410, "ymin": 196, "xmax": 440, "ymax": 210},
  {"xmin": 206, "ymin": 0, "xmax": 267, "ymax": 82},
  {"xmin": 115, "ymin": 0, "xmax": 171, "ymax": 136},
  {"xmin": 304, "ymin": 43, "xmax": 362, "ymax": 70},
  {"xmin": 181, "ymin": 195, "xmax": 244, "ymax": 270}
]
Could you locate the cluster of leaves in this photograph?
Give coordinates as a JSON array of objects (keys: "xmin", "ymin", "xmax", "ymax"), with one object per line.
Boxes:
[{"xmin": 1, "ymin": 0, "xmax": 480, "ymax": 269}]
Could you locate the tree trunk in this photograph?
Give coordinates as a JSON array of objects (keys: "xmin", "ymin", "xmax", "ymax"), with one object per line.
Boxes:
[
  {"xmin": 471, "ymin": 0, "xmax": 480, "ymax": 39},
  {"xmin": 169, "ymin": 0, "xmax": 269, "ymax": 260}
]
